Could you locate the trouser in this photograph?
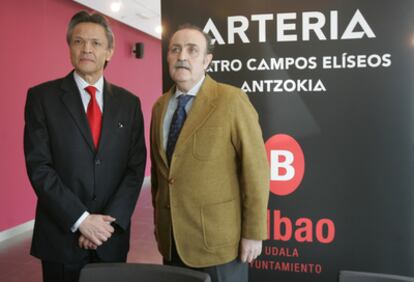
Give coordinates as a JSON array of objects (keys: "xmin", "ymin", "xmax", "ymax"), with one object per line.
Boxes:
[
  {"xmin": 41, "ymin": 251, "xmax": 122, "ymax": 282},
  {"xmin": 164, "ymin": 238, "xmax": 248, "ymax": 282}
]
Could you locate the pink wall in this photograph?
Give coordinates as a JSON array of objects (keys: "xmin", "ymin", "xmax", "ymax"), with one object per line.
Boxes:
[{"xmin": 0, "ymin": 0, "xmax": 161, "ymax": 231}]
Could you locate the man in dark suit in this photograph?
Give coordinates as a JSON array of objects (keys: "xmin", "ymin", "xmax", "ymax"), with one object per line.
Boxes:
[{"xmin": 24, "ymin": 11, "xmax": 146, "ymax": 282}]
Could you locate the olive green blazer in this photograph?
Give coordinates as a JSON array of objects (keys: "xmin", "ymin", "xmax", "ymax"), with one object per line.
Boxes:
[{"xmin": 150, "ymin": 75, "xmax": 269, "ymax": 267}]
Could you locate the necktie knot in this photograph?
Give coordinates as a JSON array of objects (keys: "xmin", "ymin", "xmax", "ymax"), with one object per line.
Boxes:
[
  {"xmin": 177, "ymin": 94, "xmax": 193, "ymax": 109},
  {"xmin": 85, "ymin": 85, "xmax": 97, "ymax": 98}
]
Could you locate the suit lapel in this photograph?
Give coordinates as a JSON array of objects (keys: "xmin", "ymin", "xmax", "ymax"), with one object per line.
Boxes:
[
  {"xmin": 97, "ymin": 80, "xmax": 117, "ymax": 154},
  {"xmin": 60, "ymin": 72, "xmax": 95, "ymax": 152}
]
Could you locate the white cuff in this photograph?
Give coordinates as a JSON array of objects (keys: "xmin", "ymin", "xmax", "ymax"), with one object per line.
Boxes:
[{"xmin": 71, "ymin": 211, "xmax": 90, "ymax": 233}]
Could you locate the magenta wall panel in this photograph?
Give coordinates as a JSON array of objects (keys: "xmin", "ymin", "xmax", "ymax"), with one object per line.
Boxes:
[{"xmin": 0, "ymin": 0, "xmax": 161, "ymax": 231}]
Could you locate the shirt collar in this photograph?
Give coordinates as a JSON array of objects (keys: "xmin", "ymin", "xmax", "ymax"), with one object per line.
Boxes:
[
  {"xmin": 174, "ymin": 75, "xmax": 205, "ymax": 98},
  {"xmin": 73, "ymin": 71, "xmax": 104, "ymax": 93}
]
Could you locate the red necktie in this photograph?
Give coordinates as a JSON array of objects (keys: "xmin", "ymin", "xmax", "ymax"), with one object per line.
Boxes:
[{"xmin": 85, "ymin": 86, "xmax": 102, "ymax": 148}]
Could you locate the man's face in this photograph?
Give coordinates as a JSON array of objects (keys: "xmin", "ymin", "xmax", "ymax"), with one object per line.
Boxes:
[
  {"xmin": 69, "ymin": 22, "xmax": 113, "ymax": 81},
  {"xmin": 167, "ymin": 29, "xmax": 212, "ymax": 92}
]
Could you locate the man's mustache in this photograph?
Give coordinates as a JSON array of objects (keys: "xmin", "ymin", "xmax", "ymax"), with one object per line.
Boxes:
[{"xmin": 174, "ymin": 61, "xmax": 190, "ymax": 70}]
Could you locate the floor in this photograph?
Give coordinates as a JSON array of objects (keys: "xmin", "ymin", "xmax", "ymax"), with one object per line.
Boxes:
[{"xmin": 0, "ymin": 184, "xmax": 162, "ymax": 282}]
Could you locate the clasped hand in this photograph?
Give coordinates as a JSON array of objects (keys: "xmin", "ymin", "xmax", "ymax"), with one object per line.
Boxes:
[{"xmin": 78, "ymin": 214, "xmax": 115, "ymax": 250}]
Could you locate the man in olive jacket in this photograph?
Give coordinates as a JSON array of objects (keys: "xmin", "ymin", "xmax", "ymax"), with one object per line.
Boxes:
[{"xmin": 150, "ymin": 24, "xmax": 269, "ymax": 282}]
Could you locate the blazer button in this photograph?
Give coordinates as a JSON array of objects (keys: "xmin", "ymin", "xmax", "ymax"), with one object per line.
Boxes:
[
  {"xmin": 168, "ymin": 178, "xmax": 175, "ymax": 185},
  {"xmin": 95, "ymin": 159, "xmax": 101, "ymax": 166}
]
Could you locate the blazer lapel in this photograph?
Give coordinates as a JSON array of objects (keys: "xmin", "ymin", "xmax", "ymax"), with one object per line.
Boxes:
[
  {"xmin": 60, "ymin": 72, "xmax": 95, "ymax": 152},
  {"xmin": 173, "ymin": 76, "xmax": 217, "ymax": 157},
  {"xmin": 156, "ymin": 91, "xmax": 173, "ymax": 167}
]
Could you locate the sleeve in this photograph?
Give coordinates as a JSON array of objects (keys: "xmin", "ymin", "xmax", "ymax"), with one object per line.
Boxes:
[
  {"xmin": 149, "ymin": 106, "xmax": 158, "ymax": 211},
  {"xmin": 230, "ymin": 90, "xmax": 270, "ymax": 240},
  {"xmin": 102, "ymin": 96, "xmax": 147, "ymax": 230},
  {"xmin": 24, "ymin": 88, "xmax": 88, "ymax": 232}
]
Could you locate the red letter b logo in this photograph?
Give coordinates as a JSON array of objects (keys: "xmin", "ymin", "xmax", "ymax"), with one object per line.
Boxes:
[{"xmin": 266, "ymin": 134, "xmax": 305, "ymax": 196}]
